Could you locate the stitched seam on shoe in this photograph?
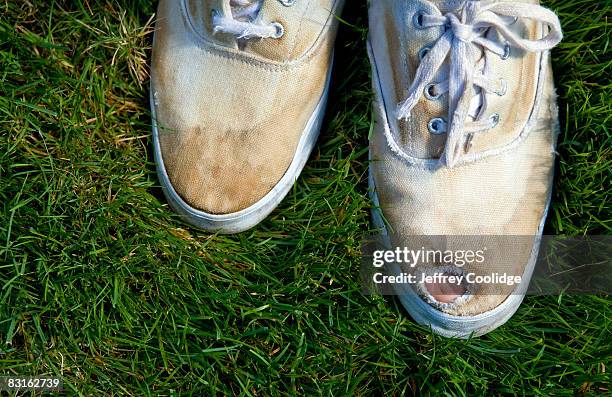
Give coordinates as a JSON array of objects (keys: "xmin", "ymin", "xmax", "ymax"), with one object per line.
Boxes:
[
  {"xmin": 288, "ymin": 0, "xmax": 311, "ymax": 60},
  {"xmin": 188, "ymin": 38, "xmax": 327, "ymax": 72},
  {"xmin": 400, "ymin": 1, "xmax": 416, "ymax": 155}
]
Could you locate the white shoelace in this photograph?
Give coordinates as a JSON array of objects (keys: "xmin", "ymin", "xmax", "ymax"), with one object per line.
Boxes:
[
  {"xmin": 212, "ymin": 0, "xmax": 285, "ymax": 40},
  {"xmin": 396, "ymin": 1, "xmax": 562, "ymax": 167}
]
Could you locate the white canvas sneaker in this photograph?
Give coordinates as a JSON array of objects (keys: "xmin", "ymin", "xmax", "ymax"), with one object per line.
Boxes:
[
  {"xmin": 151, "ymin": 0, "xmax": 344, "ymax": 233},
  {"xmin": 368, "ymin": 0, "xmax": 562, "ymax": 337}
]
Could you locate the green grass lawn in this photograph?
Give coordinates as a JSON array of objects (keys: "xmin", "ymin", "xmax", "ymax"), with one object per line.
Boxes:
[{"xmin": 0, "ymin": 1, "xmax": 610, "ymax": 395}]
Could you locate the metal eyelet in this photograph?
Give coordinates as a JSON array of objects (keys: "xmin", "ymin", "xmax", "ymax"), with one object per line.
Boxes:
[
  {"xmin": 489, "ymin": 113, "xmax": 501, "ymax": 127},
  {"xmin": 501, "ymin": 44, "xmax": 511, "ymax": 60},
  {"xmin": 279, "ymin": 0, "xmax": 296, "ymax": 6},
  {"xmin": 496, "ymin": 78, "xmax": 508, "ymax": 96},
  {"xmin": 271, "ymin": 22, "xmax": 285, "ymax": 38},
  {"xmin": 413, "ymin": 11, "xmax": 427, "ymax": 29},
  {"xmin": 428, "ymin": 117, "xmax": 447, "ymax": 135},
  {"xmin": 424, "ymin": 83, "xmax": 442, "ymax": 100},
  {"xmin": 418, "ymin": 45, "xmax": 432, "ymax": 60}
]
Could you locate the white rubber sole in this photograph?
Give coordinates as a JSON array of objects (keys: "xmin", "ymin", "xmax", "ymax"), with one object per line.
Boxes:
[
  {"xmin": 368, "ymin": 167, "xmax": 550, "ymax": 338},
  {"xmin": 151, "ymin": 63, "xmax": 332, "ymax": 234}
]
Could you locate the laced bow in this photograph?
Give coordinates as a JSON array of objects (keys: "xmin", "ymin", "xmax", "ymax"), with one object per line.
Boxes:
[
  {"xmin": 212, "ymin": 0, "xmax": 284, "ymax": 40},
  {"xmin": 396, "ymin": 1, "xmax": 562, "ymax": 167}
]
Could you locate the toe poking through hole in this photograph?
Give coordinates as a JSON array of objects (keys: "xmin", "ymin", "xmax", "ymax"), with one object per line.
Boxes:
[
  {"xmin": 425, "ymin": 278, "xmax": 467, "ymax": 303},
  {"xmin": 416, "ymin": 267, "xmax": 471, "ymax": 309}
]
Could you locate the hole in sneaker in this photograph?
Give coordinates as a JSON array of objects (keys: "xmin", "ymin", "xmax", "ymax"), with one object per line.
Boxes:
[{"xmin": 424, "ymin": 274, "xmax": 468, "ymax": 304}]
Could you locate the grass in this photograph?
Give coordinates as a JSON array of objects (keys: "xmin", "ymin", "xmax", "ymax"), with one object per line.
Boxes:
[{"xmin": 0, "ymin": 0, "xmax": 610, "ymax": 395}]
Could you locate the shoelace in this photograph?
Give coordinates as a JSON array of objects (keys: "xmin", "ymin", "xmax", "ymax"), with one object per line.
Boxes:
[
  {"xmin": 213, "ymin": 0, "xmax": 293, "ymax": 40},
  {"xmin": 396, "ymin": 1, "xmax": 562, "ymax": 167}
]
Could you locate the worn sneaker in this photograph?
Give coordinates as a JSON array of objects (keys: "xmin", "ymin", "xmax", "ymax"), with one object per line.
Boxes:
[
  {"xmin": 368, "ymin": 0, "xmax": 562, "ymax": 337},
  {"xmin": 151, "ymin": 0, "xmax": 344, "ymax": 233}
]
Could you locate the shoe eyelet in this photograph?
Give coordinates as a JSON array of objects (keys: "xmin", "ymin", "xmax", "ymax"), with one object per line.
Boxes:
[
  {"xmin": 279, "ymin": 0, "xmax": 296, "ymax": 6},
  {"xmin": 418, "ymin": 45, "xmax": 432, "ymax": 60},
  {"xmin": 424, "ymin": 83, "xmax": 442, "ymax": 100},
  {"xmin": 501, "ymin": 44, "xmax": 511, "ymax": 60},
  {"xmin": 271, "ymin": 22, "xmax": 285, "ymax": 38},
  {"xmin": 496, "ymin": 78, "xmax": 508, "ymax": 96},
  {"xmin": 489, "ymin": 113, "xmax": 501, "ymax": 127},
  {"xmin": 428, "ymin": 117, "xmax": 447, "ymax": 135},
  {"xmin": 413, "ymin": 11, "xmax": 427, "ymax": 29}
]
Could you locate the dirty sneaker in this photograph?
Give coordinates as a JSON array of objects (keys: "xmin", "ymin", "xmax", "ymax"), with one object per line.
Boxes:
[
  {"xmin": 368, "ymin": 0, "xmax": 562, "ymax": 337},
  {"xmin": 151, "ymin": 0, "xmax": 344, "ymax": 233}
]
